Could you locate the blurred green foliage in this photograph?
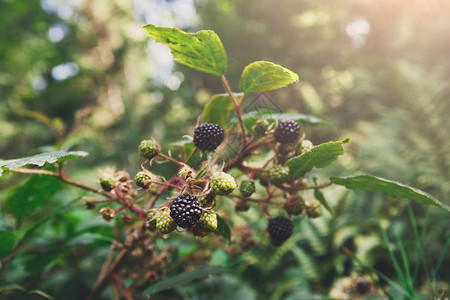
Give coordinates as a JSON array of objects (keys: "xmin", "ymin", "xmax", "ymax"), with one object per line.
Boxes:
[{"xmin": 1, "ymin": 0, "xmax": 449, "ymax": 299}]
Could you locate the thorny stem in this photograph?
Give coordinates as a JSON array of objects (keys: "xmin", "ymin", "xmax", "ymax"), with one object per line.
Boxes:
[
  {"xmin": 221, "ymin": 74, "xmax": 247, "ymax": 147},
  {"xmin": 10, "ymin": 167, "xmax": 114, "ymax": 198},
  {"xmin": 112, "ymin": 272, "xmax": 133, "ymax": 300},
  {"xmin": 148, "ymin": 177, "xmax": 180, "ymax": 210},
  {"xmin": 224, "ymin": 135, "xmax": 275, "ymax": 172},
  {"xmin": 87, "ymin": 248, "xmax": 130, "ymax": 300},
  {"xmin": 158, "ymin": 152, "xmax": 184, "ymax": 166}
]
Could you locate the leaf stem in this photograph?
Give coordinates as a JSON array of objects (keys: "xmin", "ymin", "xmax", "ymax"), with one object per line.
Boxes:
[
  {"xmin": 221, "ymin": 74, "xmax": 247, "ymax": 146},
  {"xmin": 296, "ymin": 181, "xmax": 332, "ymax": 190},
  {"xmin": 184, "ymin": 147, "xmax": 198, "ymax": 164}
]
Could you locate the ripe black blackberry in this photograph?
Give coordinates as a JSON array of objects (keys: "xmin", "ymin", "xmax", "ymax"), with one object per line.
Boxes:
[
  {"xmin": 356, "ymin": 279, "xmax": 371, "ymax": 294},
  {"xmin": 170, "ymin": 195, "xmax": 203, "ymax": 228},
  {"xmin": 193, "ymin": 123, "xmax": 224, "ymax": 151},
  {"xmin": 274, "ymin": 120, "xmax": 300, "ymax": 144},
  {"xmin": 268, "ymin": 217, "xmax": 293, "ymax": 243}
]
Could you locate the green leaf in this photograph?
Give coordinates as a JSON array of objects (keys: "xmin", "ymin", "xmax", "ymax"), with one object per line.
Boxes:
[
  {"xmin": 203, "ymin": 93, "xmax": 238, "ymax": 127},
  {"xmin": 4, "ymin": 175, "xmax": 66, "ymax": 222},
  {"xmin": 314, "ymin": 188, "xmax": 334, "ymax": 216},
  {"xmin": 183, "ymin": 142, "xmax": 201, "ymax": 166},
  {"xmin": 144, "ymin": 266, "xmax": 226, "ymax": 296},
  {"xmin": 286, "ymin": 139, "xmax": 350, "ymax": 177},
  {"xmin": 141, "ymin": 24, "xmax": 227, "ymax": 76},
  {"xmin": 331, "ymin": 175, "xmax": 450, "ymax": 211},
  {"xmin": 24, "ymin": 251, "xmax": 63, "ymax": 274},
  {"xmin": 0, "ymin": 230, "xmax": 15, "ymax": 257},
  {"xmin": 291, "ymin": 246, "xmax": 320, "ymax": 280},
  {"xmin": 214, "ymin": 215, "xmax": 231, "ymax": 241},
  {"xmin": 227, "ymin": 109, "xmax": 327, "ymax": 133},
  {"xmin": 0, "ymin": 150, "xmax": 88, "ymax": 176},
  {"xmin": 240, "ymin": 61, "xmax": 299, "ymax": 94}
]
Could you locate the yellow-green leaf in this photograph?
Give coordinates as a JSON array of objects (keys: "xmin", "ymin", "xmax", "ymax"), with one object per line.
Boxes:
[
  {"xmin": 240, "ymin": 61, "xmax": 299, "ymax": 94},
  {"xmin": 141, "ymin": 24, "xmax": 227, "ymax": 76}
]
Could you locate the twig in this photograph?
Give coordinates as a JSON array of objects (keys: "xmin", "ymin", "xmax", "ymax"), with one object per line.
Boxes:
[
  {"xmin": 293, "ymin": 181, "xmax": 332, "ymax": 190},
  {"xmin": 87, "ymin": 249, "xmax": 130, "ymax": 300},
  {"xmin": 112, "ymin": 272, "xmax": 133, "ymax": 300},
  {"xmin": 158, "ymin": 152, "xmax": 184, "ymax": 166},
  {"xmin": 224, "ymin": 135, "xmax": 274, "ymax": 171},
  {"xmin": 10, "ymin": 168, "xmax": 114, "ymax": 197}
]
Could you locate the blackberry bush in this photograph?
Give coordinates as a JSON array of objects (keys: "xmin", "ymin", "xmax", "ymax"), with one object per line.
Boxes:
[{"xmin": 1, "ymin": 23, "xmax": 446, "ymax": 300}]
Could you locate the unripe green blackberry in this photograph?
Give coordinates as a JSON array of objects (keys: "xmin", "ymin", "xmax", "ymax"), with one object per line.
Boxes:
[
  {"xmin": 156, "ymin": 208, "xmax": 176, "ymax": 234},
  {"xmin": 139, "ymin": 139, "xmax": 159, "ymax": 160},
  {"xmin": 135, "ymin": 171, "xmax": 152, "ymax": 189},
  {"xmin": 306, "ymin": 199, "xmax": 323, "ymax": 218},
  {"xmin": 284, "ymin": 195, "xmax": 305, "ymax": 216},
  {"xmin": 170, "ymin": 195, "xmax": 203, "ymax": 228},
  {"xmin": 269, "ymin": 165, "xmax": 290, "ymax": 185},
  {"xmin": 274, "ymin": 120, "xmax": 300, "ymax": 144},
  {"xmin": 193, "ymin": 123, "xmax": 224, "ymax": 151},
  {"xmin": 268, "ymin": 217, "xmax": 293, "ymax": 244},
  {"xmin": 239, "ymin": 180, "xmax": 255, "ymax": 197},
  {"xmin": 298, "ymin": 140, "xmax": 314, "ymax": 154},
  {"xmin": 210, "ymin": 172, "xmax": 237, "ymax": 195},
  {"xmin": 197, "ymin": 211, "xmax": 218, "ymax": 232},
  {"xmin": 253, "ymin": 118, "xmax": 270, "ymax": 137},
  {"xmin": 99, "ymin": 173, "xmax": 116, "ymax": 191}
]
